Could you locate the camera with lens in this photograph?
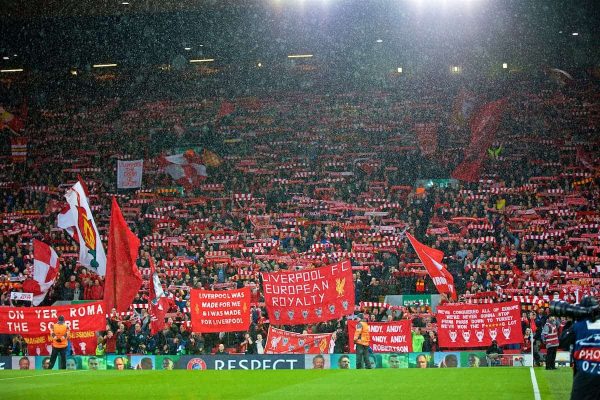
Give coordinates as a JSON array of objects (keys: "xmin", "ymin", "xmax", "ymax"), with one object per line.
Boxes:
[{"xmin": 549, "ymin": 300, "xmax": 600, "ymax": 321}]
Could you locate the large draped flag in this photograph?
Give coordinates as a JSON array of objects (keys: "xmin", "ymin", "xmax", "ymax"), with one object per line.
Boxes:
[
  {"xmin": 452, "ymin": 99, "xmax": 506, "ymax": 182},
  {"xmin": 21, "ymin": 240, "xmax": 60, "ymax": 306},
  {"xmin": 148, "ymin": 257, "xmax": 175, "ymax": 335},
  {"xmin": 159, "ymin": 150, "xmax": 207, "ymax": 188},
  {"xmin": 414, "ymin": 123, "xmax": 438, "ymax": 156},
  {"xmin": 406, "ymin": 233, "xmax": 457, "ymax": 300},
  {"xmin": 104, "ymin": 197, "xmax": 143, "ymax": 313},
  {"xmin": 57, "ymin": 179, "xmax": 106, "ymax": 276}
]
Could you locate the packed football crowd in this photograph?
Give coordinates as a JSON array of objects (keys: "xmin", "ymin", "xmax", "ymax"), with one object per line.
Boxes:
[{"xmin": 0, "ymin": 75, "xmax": 599, "ymax": 362}]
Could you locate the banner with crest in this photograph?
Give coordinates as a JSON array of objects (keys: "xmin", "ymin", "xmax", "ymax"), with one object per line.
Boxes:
[
  {"xmin": 437, "ymin": 301, "xmax": 522, "ymax": 348},
  {"xmin": 265, "ymin": 327, "xmax": 335, "ymax": 354},
  {"xmin": 262, "ymin": 260, "xmax": 354, "ymax": 325}
]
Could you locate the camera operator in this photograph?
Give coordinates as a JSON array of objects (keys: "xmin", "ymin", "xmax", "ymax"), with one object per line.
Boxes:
[{"xmin": 554, "ymin": 296, "xmax": 600, "ymax": 400}]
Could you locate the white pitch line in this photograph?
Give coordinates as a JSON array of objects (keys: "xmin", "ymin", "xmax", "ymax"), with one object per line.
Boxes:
[
  {"xmin": 0, "ymin": 370, "xmax": 83, "ymax": 381},
  {"xmin": 529, "ymin": 367, "xmax": 541, "ymax": 400}
]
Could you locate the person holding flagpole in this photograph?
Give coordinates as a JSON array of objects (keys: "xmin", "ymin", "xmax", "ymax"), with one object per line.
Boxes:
[{"xmin": 48, "ymin": 315, "xmax": 69, "ymax": 370}]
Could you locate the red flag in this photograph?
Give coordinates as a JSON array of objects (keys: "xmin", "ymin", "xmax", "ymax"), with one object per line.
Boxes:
[
  {"xmin": 104, "ymin": 197, "xmax": 143, "ymax": 313},
  {"xmin": 406, "ymin": 233, "xmax": 457, "ymax": 300},
  {"xmin": 467, "ymin": 99, "xmax": 506, "ymax": 159},
  {"xmin": 265, "ymin": 327, "xmax": 334, "ymax": 354},
  {"xmin": 190, "ymin": 287, "xmax": 251, "ymax": 333},
  {"xmin": 148, "ymin": 258, "xmax": 175, "ymax": 335},
  {"xmin": 451, "ymin": 157, "xmax": 484, "ymax": 183},
  {"xmin": 21, "ymin": 240, "xmax": 60, "ymax": 306},
  {"xmin": 217, "ymin": 101, "xmax": 235, "ymax": 119}
]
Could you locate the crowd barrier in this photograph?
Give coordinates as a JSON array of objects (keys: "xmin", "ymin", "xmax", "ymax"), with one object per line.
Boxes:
[{"xmin": 0, "ymin": 352, "xmax": 552, "ymax": 370}]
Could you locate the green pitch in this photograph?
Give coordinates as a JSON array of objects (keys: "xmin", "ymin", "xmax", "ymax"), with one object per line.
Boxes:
[{"xmin": 0, "ymin": 368, "xmax": 572, "ymax": 400}]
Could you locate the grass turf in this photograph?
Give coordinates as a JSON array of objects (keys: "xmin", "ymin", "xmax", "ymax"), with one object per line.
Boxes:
[{"xmin": 0, "ymin": 367, "xmax": 573, "ymax": 400}]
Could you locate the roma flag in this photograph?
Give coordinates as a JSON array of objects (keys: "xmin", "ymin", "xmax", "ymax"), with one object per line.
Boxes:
[
  {"xmin": 406, "ymin": 233, "xmax": 457, "ymax": 300},
  {"xmin": 104, "ymin": 197, "xmax": 143, "ymax": 313}
]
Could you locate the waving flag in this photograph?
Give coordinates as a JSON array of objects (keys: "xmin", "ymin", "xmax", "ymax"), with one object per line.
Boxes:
[
  {"xmin": 159, "ymin": 150, "xmax": 207, "ymax": 188},
  {"xmin": 57, "ymin": 179, "xmax": 106, "ymax": 276},
  {"xmin": 0, "ymin": 105, "xmax": 26, "ymax": 133},
  {"xmin": 148, "ymin": 257, "xmax": 175, "ymax": 335},
  {"xmin": 104, "ymin": 197, "xmax": 143, "ymax": 313},
  {"xmin": 406, "ymin": 233, "xmax": 456, "ymax": 300},
  {"xmin": 21, "ymin": 240, "xmax": 60, "ymax": 306}
]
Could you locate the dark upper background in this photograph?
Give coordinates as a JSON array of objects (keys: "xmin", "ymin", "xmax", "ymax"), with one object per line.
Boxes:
[{"xmin": 0, "ymin": 0, "xmax": 599, "ymax": 103}]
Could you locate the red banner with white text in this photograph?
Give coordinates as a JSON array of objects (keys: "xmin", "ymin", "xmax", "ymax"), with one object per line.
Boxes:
[
  {"xmin": 190, "ymin": 287, "xmax": 251, "ymax": 333},
  {"xmin": 262, "ymin": 260, "xmax": 354, "ymax": 325},
  {"xmin": 0, "ymin": 301, "xmax": 106, "ymax": 335},
  {"xmin": 265, "ymin": 326, "xmax": 334, "ymax": 354},
  {"xmin": 24, "ymin": 330, "xmax": 98, "ymax": 356},
  {"xmin": 437, "ymin": 301, "xmax": 522, "ymax": 348},
  {"xmin": 347, "ymin": 320, "xmax": 413, "ymax": 353},
  {"xmin": 414, "ymin": 123, "xmax": 438, "ymax": 156}
]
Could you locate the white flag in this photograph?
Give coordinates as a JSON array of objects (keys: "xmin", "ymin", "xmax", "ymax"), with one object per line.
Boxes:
[
  {"xmin": 30, "ymin": 240, "xmax": 59, "ymax": 305},
  {"xmin": 56, "ymin": 181, "xmax": 107, "ymax": 276},
  {"xmin": 117, "ymin": 159, "xmax": 143, "ymax": 189}
]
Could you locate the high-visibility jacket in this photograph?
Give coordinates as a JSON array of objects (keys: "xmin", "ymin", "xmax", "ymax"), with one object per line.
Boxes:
[
  {"xmin": 354, "ymin": 322, "xmax": 370, "ymax": 346},
  {"xmin": 52, "ymin": 323, "xmax": 69, "ymax": 349}
]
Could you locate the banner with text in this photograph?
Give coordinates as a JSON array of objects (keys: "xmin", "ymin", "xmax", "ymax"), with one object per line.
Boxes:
[
  {"xmin": 437, "ymin": 301, "xmax": 522, "ymax": 348},
  {"xmin": 190, "ymin": 287, "xmax": 251, "ymax": 333},
  {"xmin": 265, "ymin": 327, "xmax": 334, "ymax": 354},
  {"xmin": 117, "ymin": 159, "xmax": 144, "ymax": 189},
  {"xmin": 347, "ymin": 320, "xmax": 413, "ymax": 353},
  {"xmin": 0, "ymin": 301, "xmax": 106, "ymax": 335},
  {"xmin": 262, "ymin": 260, "xmax": 354, "ymax": 325},
  {"xmin": 24, "ymin": 330, "xmax": 98, "ymax": 356}
]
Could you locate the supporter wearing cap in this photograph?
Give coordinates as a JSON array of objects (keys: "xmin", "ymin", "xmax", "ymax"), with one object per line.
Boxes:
[{"xmin": 48, "ymin": 315, "xmax": 69, "ymax": 369}]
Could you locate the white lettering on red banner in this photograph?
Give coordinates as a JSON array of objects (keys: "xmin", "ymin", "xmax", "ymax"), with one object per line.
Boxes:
[
  {"xmin": 0, "ymin": 301, "xmax": 105, "ymax": 335},
  {"xmin": 347, "ymin": 321, "xmax": 413, "ymax": 353},
  {"xmin": 262, "ymin": 260, "xmax": 354, "ymax": 325},
  {"xmin": 437, "ymin": 301, "xmax": 522, "ymax": 348},
  {"xmin": 190, "ymin": 287, "xmax": 251, "ymax": 333}
]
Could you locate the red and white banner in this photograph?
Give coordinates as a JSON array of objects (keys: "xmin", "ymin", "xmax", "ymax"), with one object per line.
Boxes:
[
  {"xmin": 22, "ymin": 240, "xmax": 59, "ymax": 306},
  {"xmin": 347, "ymin": 320, "xmax": 413, "ymax": 353},
  {"xmin": 406, "ymin": 233, "xmax": 457, "ymax": 300},
  {"xmin": 414, "ymin": 123, "xmax": 438, "ymax": 156},
  {"xmin": 24, "ymin": 330, "xmax": 97, "ymax": 356},
  {"xmin": 117, "ymin": 159, "xmax": 144, "ymax": 189},
  {"xmin": 0, "ymin": 301, "xmax": 106, "ymax": 335},
  {"xmin": 160, "ymin": 151, "xmax": 207, "ymax": 188},
  {"xmin": 265, "ymin": 327, "xmax": 334, "ymax": 354},
  {"xmin": 437, "ymin": 301, "xmax": 522, "ymax": 348},
  {"xmin": 10, "ymin": 137, "xmax": 27, "ymax": 163},
  {"xmin": 56, "ymin": 180, "xmax": 107, "ymax": 276},
  {"xmin": 466, "ymin": 99, "xmax": 506, "ymax": 159},
  {"xmin": 190, "ymin": 287, "xmax": 251, "ymax": 333},
  {"xmin": 262, "ymin": 260, "xmax": 355, "ymax": 325}
]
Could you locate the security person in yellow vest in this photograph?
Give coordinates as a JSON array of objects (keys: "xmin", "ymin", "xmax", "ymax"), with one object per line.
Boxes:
[
  {"xmin": 353, "ymin": 313, "xmax": 371, "ymax": 369},
  {"xmin": 48, "ymin": 315, "xmax": 70, "ymax": 370}
]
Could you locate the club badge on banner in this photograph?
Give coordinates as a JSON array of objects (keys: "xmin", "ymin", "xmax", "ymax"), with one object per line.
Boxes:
[
  {"xmin": 190, "ymin": 287, "xmax": 251, "ymax": 333},
  {"xmin": 262, "ymin": 260, "xmax": 354, "ymax": 325},
  {"xmin": 0, "ymin": 301, "xmax": 106, "ymax": 335},
  {"xmin": 117, "ymin": 159, "xmax": 144, "ymax": 189},
  {"xmin": 265, "ymin": 327, "xmax": 334, "ymax": 354},
  {"xmin": 347, "ymin": 321, "xmax": 413, "ymax": 353},
  {"xmin": 24, "ymin": 331, "xmax": 98, "ymax": 356},
  {"xmin": 437, "ymin": 301, "xmax": 522, "ymax": 348}
]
